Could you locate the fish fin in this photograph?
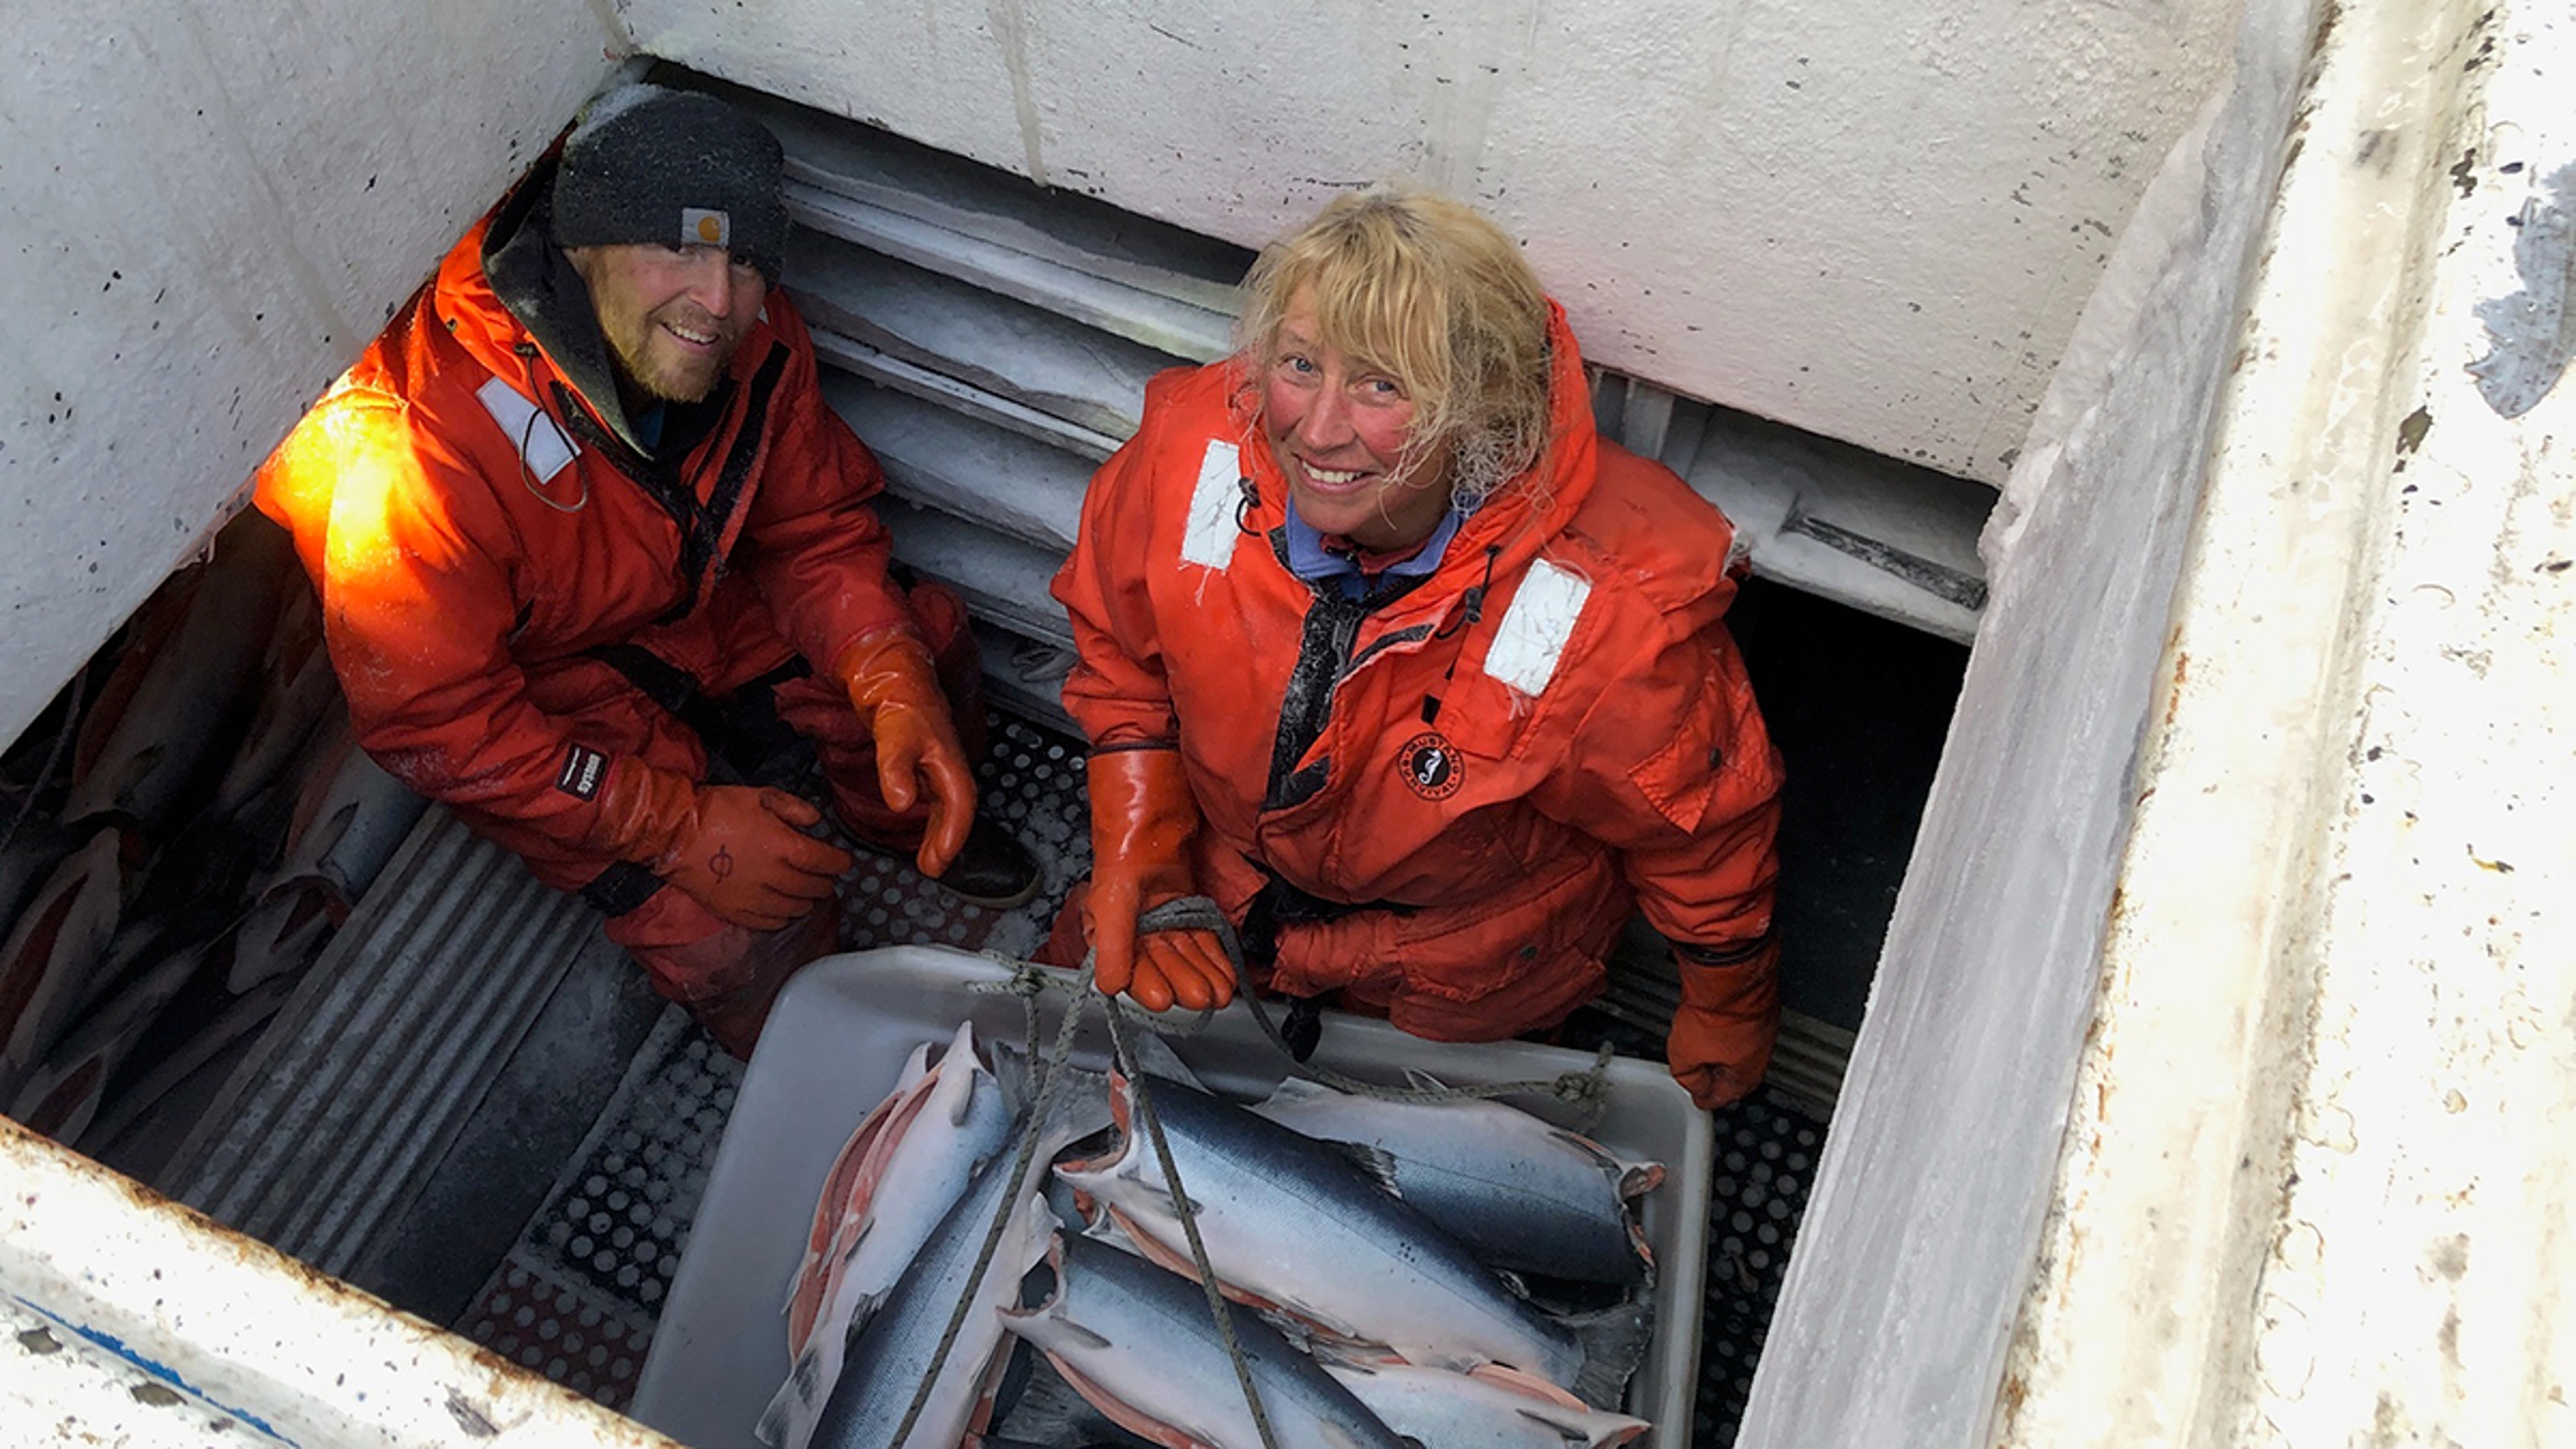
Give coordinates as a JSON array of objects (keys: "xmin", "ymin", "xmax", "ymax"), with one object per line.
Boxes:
[
  {"xmin": 993, "ymin": 1036, "xmax": 1117, "ymax": 1150},
  {"xmin": 896, "ymin": 1038, "xmax": 937, "ymax": 1091},
  {"xmin": 1467, "ymin": 1362, "xmax": 1589, "ymax": 1407},
  {"xmin": 1545, "ymin": 1126, "xmax": 1627, "ymax": 1174},
  {"xmin": 848, "ymin": 1285, "xmax": 891, "ymax": 1336},
  {"xmin": 941, "ymin": 1021, "xmax": 983, "ymax": 1127},
  {"xmin": 1399, "ymin": 1066, "xmax": 1452, "ymax": 1092},
  {"xmin": 1494, "ymin": 1267, "xmax": 1532, "ymax": 1300},
  {"xmin": 989, "ymin": 1037, "xmax": 1032, "ymax": 1112},
  {"xmin": 1254, "ymin": 1075, "xmax": 1341, "ymax": 1110},
  {"xmin": 1256, "ymin": 1307, "xmax": 1321, "ymax": 1354},
  {"xmin": 1514, "ymin": 1405, "xmax": 1599, "ymax": 1444},
  {"xmin": 1566, "ymin": 1301, "xmax": 1654, "ymax": 1411},
  {"xmin": 1120, "ymin": 1024, "xmax": 1209, "ymax": 1091},
  {"xmin": 935, "ymin": 1052, "xmax": 989, "ymax": 1133},
  {"xmin": 1036, "ymin": 1348, "xmax": 1201, "ymax": 1449},
  {"xmin": 1317, "ymin": 1425, "xmax": 1381, "ymax": 1449},
  {"xmin": 755, "ymin": 1344, "xmax": 822, "ymax": 1448},
  {"xmin": 1075, "ymin": 1205, "xmax": 1138, "ymax": 1254},
  {"xmin": 1326, "ymin": 1140, "xmax": 1405, "ymax": 1199},
  {"xmin": 1053, "ymin": 1318, "xmax": 1116, "ymax": 1352}
]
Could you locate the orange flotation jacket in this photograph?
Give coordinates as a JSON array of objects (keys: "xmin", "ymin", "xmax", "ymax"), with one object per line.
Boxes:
[
  {"xmin": 1053, "ymin": 303, "xmax": 1782, "ymax": 1041},
  {"xmin": 254, "ymin": 169, "xmax": 911, "ymax": 871}
]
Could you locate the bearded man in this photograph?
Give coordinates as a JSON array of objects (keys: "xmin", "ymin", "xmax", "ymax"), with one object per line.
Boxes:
[{"xmin": 253, "ymin": 84, "xmax": 1035, "ymax": 1056}]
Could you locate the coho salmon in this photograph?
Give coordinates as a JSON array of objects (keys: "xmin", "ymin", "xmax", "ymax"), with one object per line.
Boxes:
[
  {"xmin": 761, "ymin": 1022, "xmax": 1014, "ymax": 1449},
  {"xmin": 1000, "ymin": 1231, "xmax": 1414, "ymax": 1449},
  {"xmin": 1250, "ymin": 1078, "xmax": 1661, "ymax": 1286},
  {"xmin": 1324, "ymin": 1360, "xmax": 1652, "ymax": 1448},
  {"xmin": 1055, "ymin": 1074, "xmax": 1650, "ymax": 1408},
  {"xmin": 803, "ymin": 1055, "xmax": 1110, "ymax": 1449}
]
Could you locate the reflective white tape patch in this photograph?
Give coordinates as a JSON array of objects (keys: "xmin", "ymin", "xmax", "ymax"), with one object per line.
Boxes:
[
  {"xmin": 1485, "ymin": 557, "xmax": 1591, "ymax": 697},
  {"xmin": 1180, "ymin": 438, "xmax": 1242, "ymax": 570},
  {"xmin": 476, "ymin": 376, "xmax": 579, "ymax": 484}
]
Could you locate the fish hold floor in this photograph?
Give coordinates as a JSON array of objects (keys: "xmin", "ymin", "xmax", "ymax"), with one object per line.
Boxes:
[{"xmin": 438, "ymin": 712, "xmax": 1829, "ymax": 1449}]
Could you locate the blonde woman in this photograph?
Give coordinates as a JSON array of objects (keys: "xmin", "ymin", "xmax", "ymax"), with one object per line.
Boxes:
[{"xmin": 1048, "ymin": 184, "xmax": 1784, "ymax": 1108}]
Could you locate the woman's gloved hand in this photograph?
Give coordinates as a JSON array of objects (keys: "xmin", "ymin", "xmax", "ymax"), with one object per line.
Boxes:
[
  {"xmin": 1083, "ymin": 747, "xmax": 1236, "ymax": 1012},
  {"xmin": 590, "ymin": 755, "xmax": 853, "ymax": 931},
  {"xmin": 1667, "ymin": 934, "xmax": 1780, "ymax": 1109},
  {"xmin": 833, "ymin": 628, "xmax": 975, "ymax": 877}
]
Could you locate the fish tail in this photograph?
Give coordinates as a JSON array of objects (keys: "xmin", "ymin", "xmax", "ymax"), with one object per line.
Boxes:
[
  {"xmin": 755, "ymin": 1342, "xmax": 822, "ymax": 1449},
  {"xmin": 1566, "ymin": 1300, "xmax": 1653, "ymax": 1412}
]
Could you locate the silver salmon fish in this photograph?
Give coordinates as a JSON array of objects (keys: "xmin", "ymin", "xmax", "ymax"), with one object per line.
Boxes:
[
  {"xmin": 1055, "ymin": 1073, "xmax": 1650, "ymax": 1407},
  {"xmin": 1250, "ymin": 1077, "xmax": 1661, "ymax": 1286},
  {"xmin": 1324, "ymin": 1359, "xmax": 1651, "ymax": 1448},
  {"xmin": 804, "ymin": 1058, "xmax": 1109, "ymax": 1449},
  {"xmin": 1002, "ymin": 1232, "xmax": 1413, "ymax": 1449},
  {"xmin": 761, "ymin": 1022, "xmax": 1014, "ymax": 1449}
]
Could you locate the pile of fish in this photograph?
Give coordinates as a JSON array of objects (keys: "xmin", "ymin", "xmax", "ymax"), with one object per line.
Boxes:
[
  {"xmin": 760, "ymin": 1020, "xmax": 1664, "ymax": 1449},
  {"xmin": 0, "ymin": 513, "xmax": 425, "ymax": 1175}
]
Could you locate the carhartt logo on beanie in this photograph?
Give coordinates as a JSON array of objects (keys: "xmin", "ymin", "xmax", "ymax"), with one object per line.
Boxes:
[{"xmin": 551, "ymin": 85, "xmax": 788, "ymax": 282}]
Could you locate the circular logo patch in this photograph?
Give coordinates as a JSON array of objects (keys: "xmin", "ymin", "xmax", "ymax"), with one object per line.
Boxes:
[{"xmin": 1397, "ymin": 732, "xmax": 1464, "ymax": 800}]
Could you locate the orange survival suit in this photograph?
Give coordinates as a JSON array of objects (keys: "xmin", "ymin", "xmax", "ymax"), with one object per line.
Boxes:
[
  {"xmin": 1052, "ymin": 303, "xmax": 1783, "ymax": 1104},
  {"xmin": 253, "ymin": 168, "xmax": 979, "ymax": 1046}
]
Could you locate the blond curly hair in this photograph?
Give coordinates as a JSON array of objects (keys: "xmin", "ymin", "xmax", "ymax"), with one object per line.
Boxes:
[{"xmin": 1235, "ymin": 184, "xmax": 1553, "ymax": 511}]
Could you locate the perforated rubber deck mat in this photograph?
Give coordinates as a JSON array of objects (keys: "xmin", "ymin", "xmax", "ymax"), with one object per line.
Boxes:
[{"xmin": 451, "ymin": 710, "xmax": 1828, "ymax": 1446}]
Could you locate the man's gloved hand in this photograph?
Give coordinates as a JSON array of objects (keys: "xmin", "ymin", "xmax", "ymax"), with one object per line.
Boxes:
[
  {"xmin": 1083, "ymin": 747, "xmax": 1236, "ymax": 1012},
  {"xmin": 591, "ymin": 756, "xmax": 853, "ymax": 931},
  {"xmin": 833, "ymin": 629, "xmax": 975, "ymax": 877},
  {"xmin": 1668, "ymin": 935, "xmax": 1780, "ymax": 1110}
]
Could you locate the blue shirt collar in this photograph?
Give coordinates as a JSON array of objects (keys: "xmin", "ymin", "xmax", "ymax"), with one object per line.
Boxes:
[{"xmin": 1282, "ymin": 506, "xmax": 1466, "ymax": 602}]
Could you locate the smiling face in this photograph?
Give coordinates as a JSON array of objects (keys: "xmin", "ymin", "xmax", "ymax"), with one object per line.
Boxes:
[
  {"xmin": 1262, "ymin": 290, "xmax": 1455, "ymax": 551},
  {"xmin": 566, "ymin": 241, "xmax": 765, "ymax": 405}
]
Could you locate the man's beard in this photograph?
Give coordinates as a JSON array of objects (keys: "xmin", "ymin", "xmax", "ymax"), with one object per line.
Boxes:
[{"xmin": 603, "ymin": 306, "xmax": 735, "ymax": 405}]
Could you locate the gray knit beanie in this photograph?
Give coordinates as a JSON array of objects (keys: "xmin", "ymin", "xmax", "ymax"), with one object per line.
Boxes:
[{"xmin": 551, "ymin": 85, "xmax": 789, "ymax": 282}]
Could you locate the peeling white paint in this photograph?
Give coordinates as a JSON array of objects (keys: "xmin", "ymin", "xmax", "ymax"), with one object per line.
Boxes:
[{"xmin": 1986, "ymin": 0, "xmax": 2576, "ymax": 1444}]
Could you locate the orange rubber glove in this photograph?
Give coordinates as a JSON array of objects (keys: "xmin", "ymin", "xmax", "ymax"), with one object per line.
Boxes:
[
  {"xmin": 833, "ymin": 629, "xmax": 975, "ymax": 877},
  {"xmin": 1083, "ymin": 747, "xmax": 1236, "ymax": 1012},
  {"xmin": 590, "ymin": 756, "xmax": 854, "ymax": 932},
  {"xmin": 1668, "ymin": 936, "xmax": 1781, "ymax": 1109}
]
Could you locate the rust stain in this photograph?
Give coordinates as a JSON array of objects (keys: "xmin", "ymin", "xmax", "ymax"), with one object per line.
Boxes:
[{"xmin": 2164, "ymin": 649, "xmax": 2191, "ymax": 728}]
